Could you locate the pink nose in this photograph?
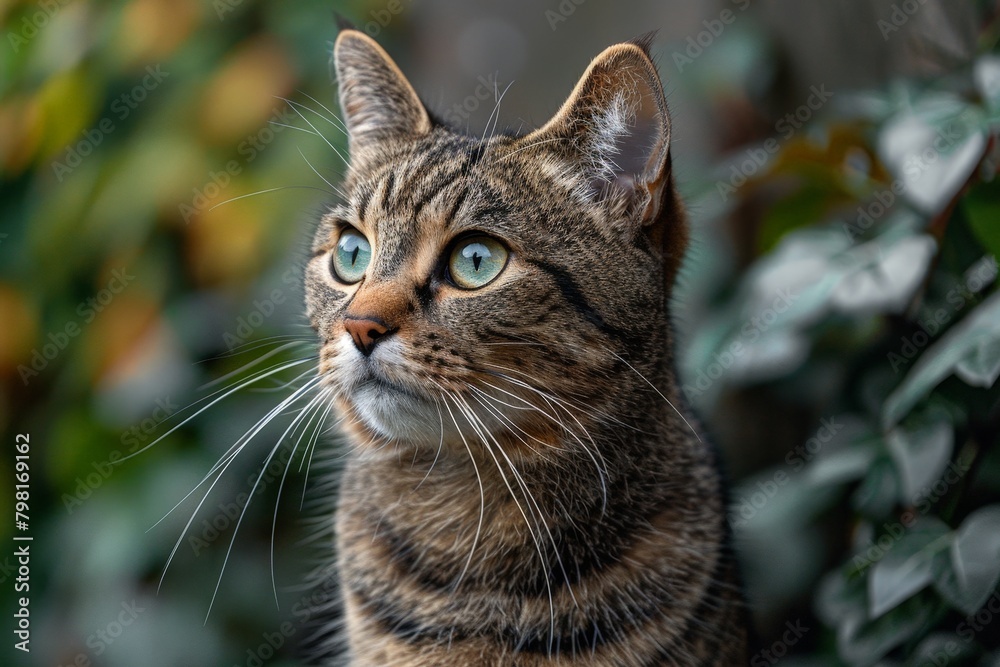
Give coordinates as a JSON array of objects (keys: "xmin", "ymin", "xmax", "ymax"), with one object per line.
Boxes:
[{"xmin": 344, "ymin": 316, "xmax": 393, "ymax": 356}]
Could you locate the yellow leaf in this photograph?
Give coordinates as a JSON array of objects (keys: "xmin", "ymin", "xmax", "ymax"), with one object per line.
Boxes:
[
  {"xmin": 37, "ymin": 66, "xmax": 99, "ymax": 160},
  {"xmin": 0, "ymin": 284, "xmax": 38, "ymax": 376},
  {"xmin": 200, "ymin": 35, "xmax": 298, "ymax": 145},
  {"xmin": 116, "ymin": 0, "xmax": 201, "ymax": 65}
]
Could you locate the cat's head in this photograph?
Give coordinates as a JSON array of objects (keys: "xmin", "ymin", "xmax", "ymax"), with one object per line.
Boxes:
[{"xmin": 304, "ymin": 30, "xmax": 688, "ymax": 454}]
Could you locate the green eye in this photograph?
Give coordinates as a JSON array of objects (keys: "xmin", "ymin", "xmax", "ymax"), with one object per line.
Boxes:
[
  {"xmin": 331, "ymin": 228, "xmax": 371, "ymax": 284},
  {"xmin": 448, "ymin": 236, "xmax": 508, "ymax": 289}
]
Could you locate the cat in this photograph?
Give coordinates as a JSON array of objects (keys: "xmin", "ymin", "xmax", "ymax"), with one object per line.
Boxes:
[{"xmin": 302, "ymin": 27, "xmax": 749, "ymax": 666}]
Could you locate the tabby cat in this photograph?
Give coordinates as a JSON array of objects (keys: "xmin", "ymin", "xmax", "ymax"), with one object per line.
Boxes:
[{"xmin": 303, "ymin": 28, "xmax": 749, "ymax": 666}]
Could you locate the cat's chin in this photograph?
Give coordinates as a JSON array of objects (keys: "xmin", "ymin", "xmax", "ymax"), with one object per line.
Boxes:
[{"xmin": 348, "ymin": 378, "xmax": 444, "ymax": 442}]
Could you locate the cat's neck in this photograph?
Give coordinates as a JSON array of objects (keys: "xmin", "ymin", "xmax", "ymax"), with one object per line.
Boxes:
[{"xmin": 338, "ymin": 384, "xmax": 711, "ymax": 558}]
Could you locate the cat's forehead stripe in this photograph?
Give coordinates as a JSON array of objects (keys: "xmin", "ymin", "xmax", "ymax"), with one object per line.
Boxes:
[
  {"xmin": 355, "ymin": 185, "xmax": 373, "ymax": 223},
  {"xmin": 377, "ymin": 170, "xmax": 397, "ymax": 212}
]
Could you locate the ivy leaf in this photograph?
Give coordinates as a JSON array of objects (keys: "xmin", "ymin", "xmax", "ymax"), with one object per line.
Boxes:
[
  {"xmin": 975, "ymin": 55, "xmax": 1000, "ymax": 113},
  {"xmin": 853, "ymin": 457, "xmax": 901, "ymax": 519},
  {"xmin": 883, "ymin": 290, "xmax": 1000, "ymax": 428},
  {"xmin": 837, "ymin": 593, "xmax": 941, "ymax": 666},
  {"xmin": 831, "ymin": 235, "xmax": 937, "ymax": 316},
  {"xmin": 910, "ymin": 632, "xmax": 978, "ymax": 666},
  {"xmin": 950, "ymin": 506, "xmax": 1000, "ymax": 614},
  {"xmin": 885, "ymin": 420, "xmax": 953, "ymax": 503},
  {"xmin": 878, "ymin": 99, "xmax": 987, "ymax": 215},
  {"xmin": 808, "ymin": 443, "xmax": 878, "ymax": 488},
  {"xmin": 934, "ymin": 550, "xmax": 974, "ymax": 616},
  {"xmin": 964, "ymin": 182, "xmax": 1000, "ymax": 260},
  {"xmin": 954, "ymin": 337, "xmax": 1000, "ymax": 388},
  {"xmin": 816, "ymin": 568, "xmax": 867, "ymax": 627},
  {"xmin": 868, "ymin": 518, "xmax": 952, "ymax": 618}
]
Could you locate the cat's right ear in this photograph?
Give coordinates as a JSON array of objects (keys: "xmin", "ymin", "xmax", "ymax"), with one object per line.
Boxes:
[
  {"xmin": 516, "ymin": 38, "xmax": 672, "ymax": 228},
  {"xmin": 333, "ymin": 30, "xmax": 431, "ymax": 168}
]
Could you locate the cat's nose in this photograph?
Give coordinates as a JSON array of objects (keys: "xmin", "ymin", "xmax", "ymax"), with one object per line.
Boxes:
[{"xmin": 344, "ymin": 316, "xmax": 394, "ymax": 356}]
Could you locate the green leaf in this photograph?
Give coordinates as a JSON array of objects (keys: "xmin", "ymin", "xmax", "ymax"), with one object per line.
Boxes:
[
  {"xmin": 955, "ymin": 337, "xmax": 1000, "ymax": 387},
  {"xmin": 878, "ymin": 99, "xmax": 987, "ymax": 215},
  {"xmin": 853, "ymin": 457, "xmax": 902, "ymax": 518},
  {"xmin": 808, "ymin": 443, "xmax": 878, "ymax": 487},
  {"xmin": 964, "ymin": 181, "xmax": 1000, "ymax": 260},
  {"xmin": 816, "ymin": 567, "xmax": 867, "ymax": 627},
  {"xmin": 868, "ymin": 519, "xmax": 952, "ymax": 618},
  {"xmin": 934, "ymin": 550, "xmax": 973, "ymax": 615},
  {"xmin": 831, "ymin": 234, "xmax": 937, "ymax": 315},
  {"xmin": 975, "ymin": 55, "xmax": 1000, "ymax": 113},
  {"xmin": 883, "ymin": 291, "xmax": 1000, "ymax": 428},
  {"xmin": 758, "ymin": 182, "xmax": 838, "ymax": 254},
  {"xmin": 886, "ymin": 420, "xmax": 954, "ymax": 503},
  {"xmin": 909, "ymin": 632, "xmax": 978, "ymax": 667},
  {"xmin": 950, "ymin": 506, "xmax": 1000, "ymax": 613},
  {"xmin": 837, "ymin": 593, "xmax": 941, "ymax": 666}
]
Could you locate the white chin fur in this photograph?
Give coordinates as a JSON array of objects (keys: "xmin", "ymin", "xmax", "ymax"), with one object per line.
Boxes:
[
  {"xmin": 351, "ymin": 383, "xmax": 444, "ymax": 441},
  {"xmin": 336, "ymin": 335, "xmax": 442, "ymax": 442},
  {"xmin": 336, "ymin": 335, "xmax": 512, "ymax": 445}
]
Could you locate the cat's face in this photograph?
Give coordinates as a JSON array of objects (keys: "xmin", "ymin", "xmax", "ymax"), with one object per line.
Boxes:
[{"xmin": 305, "ymin": 31, "xmax": 686, "ymax": 453}]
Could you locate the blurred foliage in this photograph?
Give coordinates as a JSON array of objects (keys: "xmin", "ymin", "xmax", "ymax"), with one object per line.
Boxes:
[
  {"xmin": 676, "ymin": 8, "xmax": 1000, "ymax": 667},
  {"xmin": 0, "ymin": 1, "xmax": 358, "ymax": 665},
  {"xmin": 0, "ymin": 1, "xmax": 999, "ymax": 666}
]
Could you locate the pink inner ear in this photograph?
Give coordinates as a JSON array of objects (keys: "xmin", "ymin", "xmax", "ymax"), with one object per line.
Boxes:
[
  {"xmin": 567, "ymin": 50, "xmax": 670, "ymax": 199},
  {"xmin": 613, "ymin": 105, "xmax": 663, "ymax": 181}
]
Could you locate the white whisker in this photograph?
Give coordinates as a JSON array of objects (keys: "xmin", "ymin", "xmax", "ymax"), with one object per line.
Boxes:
[
  {"xmin": 431, "ymin": 383, "xmax": 485, "ymax": 592},
  {"xmin": 121, "ymin": 357, "xmax": 317, "ymax": 465},
  {"xmin": 269, "ymin": 386, "xmax": 335, "ymax": 607},
  {"xmin": 204, "ymin": 375, "xmax": 327, "ymax": 621},
  {"xmin": 208, "ymin": 185, "xmax": 337, "ymax": 212},
  {"xmin": 604, "ymin": 348, "xmax": 702, "ymax": 442}
]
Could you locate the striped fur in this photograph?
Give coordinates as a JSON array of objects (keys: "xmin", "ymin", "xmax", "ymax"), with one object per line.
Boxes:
[{"xmin": 304, "ymin": 29, "xmax": 748, "ymax": 666}]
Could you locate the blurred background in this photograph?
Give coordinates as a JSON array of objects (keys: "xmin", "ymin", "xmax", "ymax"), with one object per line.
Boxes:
[{"xmin": 1, "ymin": 0, "xmax": 999, "ymax": 665}]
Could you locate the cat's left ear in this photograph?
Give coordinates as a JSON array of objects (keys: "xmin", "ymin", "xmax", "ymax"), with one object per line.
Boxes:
[
  {"xmin": 333, "ymin": 29, "xmax": 431, "ymax": 167},
  {"xmin": 522, "ymin": 37, "xmax": 671, "ymax": 226}
]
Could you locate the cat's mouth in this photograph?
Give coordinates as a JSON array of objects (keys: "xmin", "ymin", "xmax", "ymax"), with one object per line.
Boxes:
[
  {"xmin": 344, "ymin": 363, "xmax": 445, "ymax": 441},
  {"xmin": 352, "ymin": 368, "xmax": 420, "ymax": 400}
]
